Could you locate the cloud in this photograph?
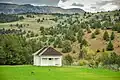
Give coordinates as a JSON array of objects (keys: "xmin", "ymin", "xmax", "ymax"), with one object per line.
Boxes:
[
  {"xmin": 0, "ymin": 0, "xmax": 59, "ymax": 6},
  {"xmin": 72, "ymin": 3, "xmax": 84, "ymax": 7},
  {"xmin": 111, "ymin": 0, "xmax": 120, "ymax": 8},
  {"xmin": 100, "ymin": 3, "xmax": 118, "ymax": 11},
  {"xmin": 58, "ymin": 0, "xmax": 120, "ymax": 12},
  {"xmin": 61, "ymin": 0, "xmax": 68, "ymax": 2},
  {"xmin": 91, "ymin": 7, "xmax": 97, "ymax": 9},
  {"xmin": 92, "ymin": 0, "xmax": 119, "ymax": 12},
  {"xmin": 0, "ymin": 0, "xmax": 120, "ymax": 12}
]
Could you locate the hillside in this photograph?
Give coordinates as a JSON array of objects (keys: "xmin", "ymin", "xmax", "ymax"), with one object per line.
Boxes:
[
  {"xmin": 0, "ymin": 3, "xmax": 85, "ymax": 14},
  {"xmin": 0, "ymin": 11, "xmax": 120, "ymax": 54},
  {"xmin": 0, "ymin": 10, "xmax": 120, "ymax": 69}
]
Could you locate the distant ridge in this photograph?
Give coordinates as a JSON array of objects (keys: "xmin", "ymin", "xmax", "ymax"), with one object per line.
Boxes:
[{"xmin": 0, "ymin": 3, "xmax": 85, "ymax": 14}]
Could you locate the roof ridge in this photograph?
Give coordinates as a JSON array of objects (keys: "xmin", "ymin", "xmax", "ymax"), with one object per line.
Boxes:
[
  {"xmin": 32, "ymin": 47, "xmax": 47, "ymax": 55},
  {"xmin": 38, "ymin": 47, "xmax": 49, "ymax": 56},
  {"xmin": 33, "ymin": 46, "xmax": 62, "ymax": 56}
]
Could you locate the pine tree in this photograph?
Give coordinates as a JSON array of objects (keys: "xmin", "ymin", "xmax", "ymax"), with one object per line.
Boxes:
[
  {"xmin": 77, "ymin": 35, "xmax": 83, "ymax": 43},
  {"xmin": 62, "ymin": 40, "xmax": 72, "ymax": 53},
  {"xmin": 106, "ymin": 40, "xmax": 114, "ymax": 51},
  {"xmin": 79, "ymin": 50, "xmax": 85, "ymax": 59},
  {"xmin": 87, "ymin": 27, "xmax": 91, "ymax": 33},
  {"xmin": 30, "ymin": 32, "xmax": 34, "ymax": 37},
  {"xmin": 26, "ymin": 33, "xmax": 30, "ymax": 38},
  {"xmin": 77, "ymin": 29, "xmax": 84, "ymax": 43},
  {"xmin": 37, "ymin": 19, "xmax": 40, "ymax": 23},
  {"xmin": 64, "ymin": 54, "xmax": 73, "ymax": 65},
  {"xmin": 91, "ymin": 33, "xmax": 96, "ymax": 38},
  {"xmin": 80, "ymin": 39, "xmax": 88, "ymax": 48},
  {"xmin": 110, "ymin": 32, "xmax": 115, "ymax": 40},
  {"xmin": 103, "ymin": 31, "xmax": 109, "ymax": 41},
  {"xmin": 95, "ymin": 28, "xmax": 100, "ymax": 35}
]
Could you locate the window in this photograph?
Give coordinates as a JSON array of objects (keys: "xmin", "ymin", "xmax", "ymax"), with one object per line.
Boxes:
[
  {"xmin": 42, "ymin": 58, "xmax": 47, "ymax": 60},
  {"xmin": 55, "ymin": 58, "xmax": 59, "ymax": 60},
  {"xmin": 49, "ymin": 58, "xmax": 53, "ymax": 60}
]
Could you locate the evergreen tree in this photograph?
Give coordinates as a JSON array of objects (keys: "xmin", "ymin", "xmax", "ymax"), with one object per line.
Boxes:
[
  {"xmin": 79, "ymin": 50, "xmax": 85, "ymax": 59},
  {"xmin": 0, "ymin": 34, "xmax": 37, "ymax": 65},
  {"xmin": 103, "ymin": 31, "xmax": 109, "ymax": 41},
  {"xmin": 110, "ymin": 32, "xmax": 115, "ymax": 40},
  {"xmin": 95, "ymin": 28, "xmax": 100, "ymax": 35},
  {"xmin": 80, "ymin": 39, "xmax": 88, "ymax": 48},
  {"xmin": 91, "ymin": 33, "xmax": 96, "ymax": 38},
  {"xmin": 77, "ymin": 35, "xmax": 83, "ymax": 43},
  {"xmin": 62, "ymin": 40, "xmax": 72, "ymax": 53},
  {"xmin": 64, "ymin": 30, "xmax": 76, "ymax": 42},
  {"xmin": 106, "ymin": 40, "xmax": 114, "ymax": 51},
  {"xmin": 64, "ymin": 54, "xmax": 73, "ymax": 65},
  {"xmin": 37, "ymin": 19, "xmax": 40, "ymax": 23},
  {"xmin": 53, "ymin": 37, "xmax": 63, "ymax": 48},
  {"xmin": 77, "ymin": 29, "xmax": 84, "ymax": 43},
  {"xmin": 26, "ymin": 33, "xmax": 30, "ymax": 38},
  {"xmin": 86, "ymin": 27, "xmax": 91, "ymax": 33},
  {"xmin": 30, "ymin": 32, "xmax": 34, "ymax": 37}
]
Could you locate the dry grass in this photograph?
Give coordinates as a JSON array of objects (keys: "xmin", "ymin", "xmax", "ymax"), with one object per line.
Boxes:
[{"xmin": 0, "ymin": 14, "xmax": 120, "ymax": 55}]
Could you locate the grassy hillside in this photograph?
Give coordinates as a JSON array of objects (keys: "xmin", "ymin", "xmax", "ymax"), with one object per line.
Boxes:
[
  {"xmin": 0, "ymin": 11, "xmax": 120, "ymax": 67},
  {"xmin": 0, "ymin": 14, "xmax": 56, "ymax": 33},
  {"xmin": 0, "ymin": 66, "xmax": 120, "ymax": 80},
  {"xmin": 1, "ymin": 13, "xmax": 120, "ymax": 54}
]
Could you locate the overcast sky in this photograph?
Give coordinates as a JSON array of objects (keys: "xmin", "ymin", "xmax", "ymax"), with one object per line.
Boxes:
[{"xmin": 0, "ymin": 0, "xmax": 120, "ymax": 12}]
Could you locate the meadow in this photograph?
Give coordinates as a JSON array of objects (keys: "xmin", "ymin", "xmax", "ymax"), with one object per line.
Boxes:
[{"xmin": 0, "ymin": 66, "xmax": 120, "ymax": 80}]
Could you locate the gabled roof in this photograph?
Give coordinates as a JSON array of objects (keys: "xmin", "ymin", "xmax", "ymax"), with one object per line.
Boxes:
[{"xmin": 33, "ymin": 47, "xmax": 62, "ymax": 56}]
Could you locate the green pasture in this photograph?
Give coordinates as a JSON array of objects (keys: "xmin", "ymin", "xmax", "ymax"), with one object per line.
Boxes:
[{"xmin": 0, "ymin": 66, "xmax": 120, "ymax": 80}]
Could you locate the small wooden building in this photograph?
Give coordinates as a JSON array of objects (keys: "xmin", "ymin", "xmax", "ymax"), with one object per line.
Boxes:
[{"xmin": 33, "ymin": 47, "xmax": 62, "ymax": 66}]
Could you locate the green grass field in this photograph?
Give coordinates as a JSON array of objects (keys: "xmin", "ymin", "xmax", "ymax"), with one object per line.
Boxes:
[{"xmin": 0, "ymin": 66, "xmax": 120, "ymax": 80}]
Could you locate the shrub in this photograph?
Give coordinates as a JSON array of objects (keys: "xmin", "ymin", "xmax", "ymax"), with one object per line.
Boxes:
[
  {"xmin": 96, "ymin": 49, "xmax": 100, "ymax": 53},
  {"xmin": 106, "ymin": 40, "xmax": 114, "ymax": 51},
  {"xmin": 99, "ymin": 52, "xmax": 120, "ymax": 66},
  {"xmin": 62, "ymin": 40, "xmax": 72, "ymax": 53},
  {"xmin": 64, "ymin": 54, "xmax": 73, "ymax": 65},
  {"xmin": 110, "ymin": 32, "xmax": 115, "ymax": 40},
  {"xmin": 103, "ymin": 31, "xmax": 109, "ymax": 41},
  {"xmin": 81, "ymin": 39, "xmax": 88, "ymax": 47},
  {"xmin": 88, "ymin": 60, "xmax": 96, "ymax": 68},
  {"xmin": 79, "ymin": 60, "xmax": 88, "ymax": 66},
  {"xmin": 95, "ymin": 28, "xmax": 100, "ymax": 35},
  {"xmin": 72, "ymin": 50, "xmax": 76, "ymax": 53},
  {"xmin": 91, "ymin": 33, "xmax": 96, "ymax": 38}
]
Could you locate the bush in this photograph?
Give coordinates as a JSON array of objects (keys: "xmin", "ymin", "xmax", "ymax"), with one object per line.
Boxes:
[
  {"xmin": 103, "ymin": 31, "xmax": 109, "ymax": 41},
  {"xmin": 110, "ymin": 32, "xmax": 115, "ymax": 40},
  {"xmin": 103, "ymin": 64, "xmax": 119, "ymax": 71},
  {"xmin": 62, "ymin": 40, "xmax": 72, "ymax": 53},
  {"xmin": 81, "ymin": 39, "xmax": 88, "ymax": 47},
  {"xmin": 91, "ymin": 33, "xmax": 96, "ymax": 38},
  {"xmin": 88, "ymin": 60, "xmax": 96, "ymax": 68},
  {"xmin": 106, "ymin": 40, "xmax": 114, "ymax": 51},
  {"xmin": 72, "ymin": 50, "xmax": 76, "ymax": 53},
  {"xmin": 79, "ymin": 60, "xmax": 88, "ymax": 66},
  {"xmin": 64, "ymin": 54, "xmax": 73, "ymax": 65},
  {"xmin": 99, "ymin": 52, "xmax": 120, "ymax": 66},
  {"xmin": 96, "ymin": 49, "xmax": 100, "ymax": 53},
  {"xmin": 95, "ymin": 28, "xmax": 100, "ymax": 35}
]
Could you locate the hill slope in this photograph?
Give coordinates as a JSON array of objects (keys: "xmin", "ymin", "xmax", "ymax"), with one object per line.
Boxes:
[{"xmin": 0, "ymin": 3, "xmax": 85, "ymax": 14}]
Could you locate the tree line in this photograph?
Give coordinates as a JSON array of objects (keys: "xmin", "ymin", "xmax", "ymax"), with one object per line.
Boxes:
[{"xmin": 0, "ymin": 13, "xmax": 24, "ymax": 23}]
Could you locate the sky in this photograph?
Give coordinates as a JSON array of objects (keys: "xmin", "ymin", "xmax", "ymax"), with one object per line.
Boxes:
[{"xmin": 0, "ymin": 0, "xmax": 120, "ymax": 12}]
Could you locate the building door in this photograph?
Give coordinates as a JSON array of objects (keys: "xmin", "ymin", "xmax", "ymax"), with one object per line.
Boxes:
[
  {"xmin": 42, "ymin": 58, "xmax": 47, "ymax": 66},
  {"xmin": 55, "ymin": 58, "xmax": 60, "ymax": 66},
  {"xmin": 48, "ymin": 58, "xmax": 54, "ymax": 66}
]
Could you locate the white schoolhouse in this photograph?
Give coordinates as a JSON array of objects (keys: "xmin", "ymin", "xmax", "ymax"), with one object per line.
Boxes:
[{"xmin": 33, "ymin": 47, "xmax": 62, "ymax": 66}]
